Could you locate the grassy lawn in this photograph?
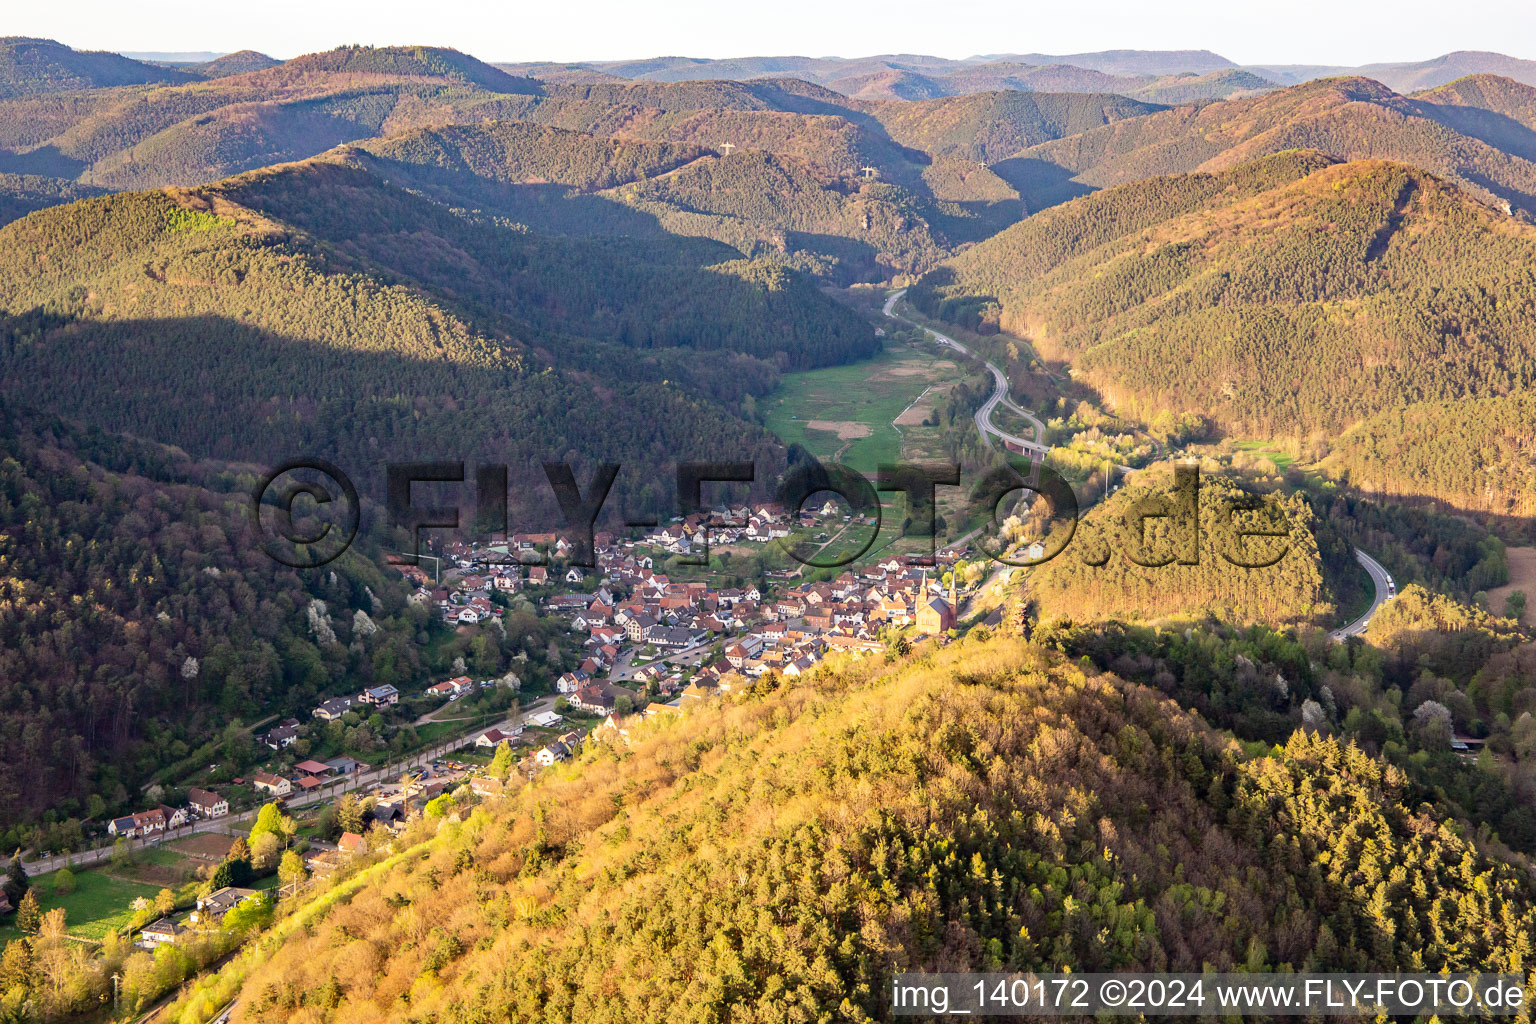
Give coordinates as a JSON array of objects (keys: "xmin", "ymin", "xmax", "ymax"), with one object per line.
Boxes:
[
  {"xmin": 1233, "ymin": 439, "xmax": 1296, "ymax": 471},
  {"xmin": 0, "ymin": 866, "xmax": 162, "ymax": 943},
  {"xmin": 762, "ymin": 339, "xmax": 961, "ymax": 476}
]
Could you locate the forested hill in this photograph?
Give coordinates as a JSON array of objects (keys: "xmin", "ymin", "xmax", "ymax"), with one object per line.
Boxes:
[
  {"xmin": 0, "ymin": 170, "xmax": 104, "ymax": 224},
  {"xmin": 0, "ymin": 167, "xmax": 871, "ymax": 511},
  {"xmin": 1003, "ymin": 75, "xmax": 1536, "ymax": 215},
  {"xmin": 330, "ymin": 90, "xmax": 1160, "ymax": 279},
  {"xmin": 1028, "ymin": 466, "xmax": 1331, "ymax": 626},
  {"xmin": 1410, "ymin": 74, "xmax": 1536, "ymax": 162},
  {"xmin": 215, "ymin": 635, "xmax": 1536, "ymax": 1022},
  {"xmin": 0, "ymin": 407, "xmax": 422, "ymax": 823},
  {"xmin": 868, "ymin": 90, "xmax": 1164, "ymax": 164},
  {"xmin": 351, "ymin": 121, "xmax": 710, "ymax": 191},
  {"xmin": 913, "ymin": 153, "xmax": 1536, "ymax": 439},
  {"xmin": 0, "ymin": 37, "xmax": 195, "ymax": 98},
  {"xmin": 269, "ymin": 44, "xmax": 540, "ymax": 94}
]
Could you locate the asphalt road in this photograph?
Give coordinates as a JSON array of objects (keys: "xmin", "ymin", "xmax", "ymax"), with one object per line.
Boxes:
[
  {"xmin": 883, "ymin": 289, "xmax": 1048, "ymax": 456},
  {"xmin": 1331, "ymin": 548, "xmax": 1394, "ymax": 640}
]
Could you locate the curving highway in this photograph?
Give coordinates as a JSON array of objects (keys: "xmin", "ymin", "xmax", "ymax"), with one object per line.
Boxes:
[
  {"xmin": 881, "ymin": 290, "xmax": 1392, "ymax": 640},
  {"xmin": 1330, "ymin": 548, "xmax": 1395, "ymax": 640},
  {"xmin": 883, "ymin": 289, "xmax": 1048, "ymax": 456}
]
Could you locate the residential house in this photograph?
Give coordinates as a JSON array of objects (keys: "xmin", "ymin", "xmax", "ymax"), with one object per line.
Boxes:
[
  {"xmin": 338, "ymin": 832, "xmax": 366, "ymax": 856},
  {"xmin": 109, "ymin": 805, "xmax": 188, "ymax": 838},
  {"xmin": 359, "ymin": 684, "xmax": 399, "ymax": 706},
  {"xmin": 572, "ymin": 684, "xmax": 616, "ymax": 714},
  {"xmin": 191, "ymin": 887, "xmax": 260, "ymax": 926},
  {"xmin": 535, "ymin": 740, "xmax": 572, "ymax": 766},
  {"xmin": 263, "ymin": 720, "xmax": 300, "ymax": 750},
  {"xmin": 251, "ymin": 771, "xmax": 292, "ymax": 797},
  {"xmin": 312, "ymin": 697, "xmax": 353, "ymax": 721},
  {"xmin": 138, "ymin": 918, "xmax": 185, "ymax": 949},
  {"xmin": 427, "ymin": 676, "xmax": 473, "ymax": 699},
  {"xmin": 475, "ymin": 728, "xmax": 510, "ymax": 748},
  {"xmin": 187, "ymin": 788, "xmax": 228, "ymax": 819}
]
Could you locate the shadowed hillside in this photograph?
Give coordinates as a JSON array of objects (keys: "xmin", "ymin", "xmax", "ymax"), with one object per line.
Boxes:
[{"xmin": 0, "ymin": 37, "xmax": 195, "ymax": 98}]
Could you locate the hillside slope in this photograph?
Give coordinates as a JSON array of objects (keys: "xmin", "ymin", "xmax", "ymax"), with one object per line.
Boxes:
[
  {"xmin": 871, "ymin": 90, "xmax": 1164, "ymax": 163},
  {"xmin": 915, "ymin": 153, "xmax": 1536, "ymax": 438},
  {"xmin": 212, "ymin": 635, "xmax": 1536, "ymax": 1022},
  {"xmin": 0, "ymin": 407, "xmax": 420, "ymax": 824},
  {"xmin": 1028, "ymin": 466, "xmax": 1330, "ymax": 625},
  {"xmin": 1325, "ymin": 394, "xmax": 1536, "ymax": 518}
]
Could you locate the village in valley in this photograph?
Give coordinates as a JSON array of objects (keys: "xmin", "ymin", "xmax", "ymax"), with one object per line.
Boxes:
[{"xmin": 410, "ymin": 496, "xmax": 972, "ymax": 767}]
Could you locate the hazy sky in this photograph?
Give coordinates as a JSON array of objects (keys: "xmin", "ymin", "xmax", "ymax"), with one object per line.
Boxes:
[{"xmin": 13, "ymin": 0, "xmax": 1536, "ymax": 66}]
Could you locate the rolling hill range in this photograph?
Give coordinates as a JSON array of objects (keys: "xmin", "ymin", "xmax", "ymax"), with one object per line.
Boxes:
[
  {"xmin": 500, "ymin": 49, "xmax": 1274, "ymax": 102},
  {"xmin": 0, "ymin": 161, "xmax": 879, "ymax": 513},
  {"xmin": 0, "ymin": 54, "xmax": 1165, "ymax": 276},
  {"xmin": 12, "ymin": 42, "xmax": 1536, "ymax": 289},
  {"xmin": 1257, "ymin": 49, "xmax": 1536, "ymax": 92},
  {"xmin": 202, "ymin": 635, "xmax": 1536, "ymax": 1022},
  {"xmin": 324, "ymin": 89, "xmax": 1163, "ymax": 279},
  {"xmin": 828, "ymin": 63, "xmax": 1278, "ymax": 103},
  {"xmin": 0, "ymin": 42, "xmax": 542, "ymax": 189},
  {"xmin": 501, "ymin": 48, "xmax": 1238, "ymax": 84},
  {"xmin": 509, "ymin": 47, "xmax": 1536, "ymax": 96},
  {"xmin": 913, "ymin": 152, "xmax": 1536, "ymax": 439},
  {"xmin": 999, "ymin": 75, "xmax": 1536, "ymax": 215}
]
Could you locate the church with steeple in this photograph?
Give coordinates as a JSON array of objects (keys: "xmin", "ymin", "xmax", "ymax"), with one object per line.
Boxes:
[{"xmin": 915, "ymin": 570, "xmax": 957, "ymax": 635}]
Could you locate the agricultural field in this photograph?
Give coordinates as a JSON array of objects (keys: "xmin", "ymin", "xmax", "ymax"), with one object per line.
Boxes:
[
  {"xmin": 762, "ymin": 338, "xmax": 963, "ymax": 475},
  {"xmin": 762, "ymin": 336, "xmax": 987, "ymax": 563}
]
